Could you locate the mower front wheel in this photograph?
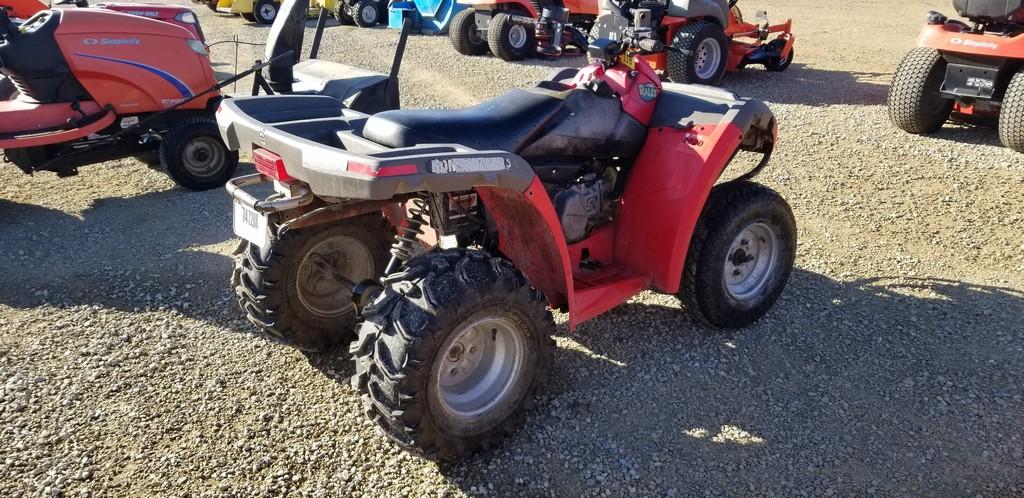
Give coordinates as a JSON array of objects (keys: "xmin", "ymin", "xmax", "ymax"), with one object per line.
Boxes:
[
  {"xmin": 999, "ymin": 70, "xmax": 1024, "ymax": 153},
  {"xmin": 488, "ymin": 13, "xmax": 535, "ymax": 62},
  {"xmin": 232, "ymin": 215, "xmax": 393, "ymax": 351},
  {"xmin": 680, "ymin": 181, "xmax": 796, "ymax": 328},
  {"xmin": 159, "ymin": 117, "xmax": 239, "ymax": 191},
  {"xmin": 765, "ymin": 39, "xmax": 793, "ymax": 72},
  {"xmin": 349, "ymin": 0, "xmax": 380, "ymax": 27},
  {"xmin": 888, "ymin": 47, "xmax": 953, "ymax": 135},
  {"xmin": 450, "ymin": 8, "xmax": 488, "ymax": 56},
  {"xmin": 667, "ymin": 21, "xmax": 729, "ymax": 85},
  {"xmin": 351, "ymin": 249, "xmax": 555, "ymax": 460},
  {"xmin": 253, "ymin": 0, "xmax": 279, "ymax": 24}
]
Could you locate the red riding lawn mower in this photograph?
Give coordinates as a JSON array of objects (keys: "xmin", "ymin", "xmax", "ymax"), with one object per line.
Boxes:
[
  {"xmin": 449, "ymin": 0, "xmax": 598, "ymax": 60},
  {"xmin": 2, "ymin": 0, "xmax": 205, "ymax": 40},
  {"xmin": 592, "ymin": 0, "xmax": 794, "ymax": 85},
  {"xmin": 221, "ymin": 8, "xmax": 796, "ymax": 459},
  {"xmin": 888, "ymin": 0, "xmax": 1024, "ymax": 153}
]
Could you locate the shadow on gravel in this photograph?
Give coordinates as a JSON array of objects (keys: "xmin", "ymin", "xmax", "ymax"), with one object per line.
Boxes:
[
  {"xmin": 725, "ymin": 64, "xmax": 891, "ymax": 106},
  {"xmin": 930, "ymin": 123, "xmax": 1006, "ymax": 149},
  {"xmin": 437, "ymin": 269, "xmax": 1024, "ymax": 496},
  {"xmin": 0, "ymin": 175, "xmax": 247, "ymax": 323}
]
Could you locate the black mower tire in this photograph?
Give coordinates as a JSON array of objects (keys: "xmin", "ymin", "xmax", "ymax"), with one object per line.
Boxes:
[
  {"xmin": 351, "ymin": 249, "xmax": 555, "ymax": 460},
  {"xmin": 240, "ymin": 12, "xmax": 257, "ymax": 22},
  {"xmin": 450, "ymin": 8, "xmax": 488, "ymax": 56},
  {"xmin": 666, "ymin": 21, "xmax": 729, "ymax": 85},
  {"xmin": 487, "ymin": 12, "xmax": 535, "ymax": 62},
  {"xmin": 679, "ymin": 181, "xmax": 796, "ymax": 328},
  {"xmin": 232, "ymin": 215, "xmax": 394, "ymax": 351},
  {"xmin": 888, "ymin": 47, "xmax": 953, "ymax": 135},
  {"xmin": 253, "ymin": 0, "xmax": 279, "ymax": 25},
  {"xmin": 765, "ymin": 39, "xmax": 793, "ymax": 72},
  {"xmin": 333, "ymin": 1, "xmax": 354, "ymax": 24},
  {"xmin": 349, "ymin": 0, "xmax": 380, "ymax": 27},
  {"xmin": 0, "ymin": 75, "xmax": 15, "ymax": 100},
  {"xmin": 159, "ymin": 116, "xmax": 239, "ymax": 191},
  {"xmin": 133, "ymin": 150, "xmax": 161, "ymax": 166},
  {"xmin": 205, "ymin": 0, "xmax": 218, "ymax": 12},
  {"xmin": 999, "ymin": 70, "xmax": 1024, "ymax": 153}
]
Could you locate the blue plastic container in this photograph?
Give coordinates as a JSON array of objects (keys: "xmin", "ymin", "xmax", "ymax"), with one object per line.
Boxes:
[{"xmin": 387, "ymin": 0, "xmax": 465, "ymax": 34}]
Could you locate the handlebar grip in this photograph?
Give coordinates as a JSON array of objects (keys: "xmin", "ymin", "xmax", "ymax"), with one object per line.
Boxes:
[{"xmin": 636, "ymin": 38, "xmax": 663, "ymax": 53}]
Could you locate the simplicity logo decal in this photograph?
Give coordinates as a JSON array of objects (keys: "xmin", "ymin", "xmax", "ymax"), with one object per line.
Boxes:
[{"xmin": 82, "ymin": 37, "xmax": 142, "ymax": 46}]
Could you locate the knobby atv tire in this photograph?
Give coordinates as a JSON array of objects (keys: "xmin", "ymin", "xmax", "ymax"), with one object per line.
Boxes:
[
  {"xmin": 350, "ymin": 249, "xmax": 555, "ymax": 460},
  {"xmin": 232, "ymin": 215, "xmax": 393, "ymax": 351},
  {"xmin": 253, "ymin": 0, "xmax": 279, "ymax": 24},
  {"xmin": 680, "ymin": 181, "xmax": 796, "ymax": 328},
  {"xmin": 888, "ymin": 47, "xmax": 953, "ymax": 135},
  {"xmin": 999, "ymin": 70, "xmax": 1024, "ymax": 153},
  {"xmin": 666, "ymin": 21, "xmax": 729, "ymax": 85},
  {"xmin": 487, "ymin": 12, "xmax": 535, "ymax": 62},
  {"xmin": 450, "ymin": 8, "xmax": 488, "ymax": 56},
  {"xmin": 349, "ymin": 0, "xmax": 379, "ymax": 27},
  {"xmin": 159, "ymin": 116, "xmax": 239, "ymax": 191}
]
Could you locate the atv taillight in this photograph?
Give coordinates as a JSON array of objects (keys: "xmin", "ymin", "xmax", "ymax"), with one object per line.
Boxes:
[{"xmin": 253, "ymin": 148, "xmax": 293, "ymax": 182}]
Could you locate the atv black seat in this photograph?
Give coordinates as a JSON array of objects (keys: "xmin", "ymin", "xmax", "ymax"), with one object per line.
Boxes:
[
  {"xmin": 363, "ymin": 88, "xmax": 567, "ymax": 153},
  {"xmin": 0, "ymin": 10, "xmax": 88, "ymax": 102},
  {"xmin": 953, "ymin": 0, "xmax": 1024, "ymax": 22}
]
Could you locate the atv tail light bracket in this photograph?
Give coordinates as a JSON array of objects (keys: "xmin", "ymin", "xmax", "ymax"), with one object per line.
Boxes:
[
  {"xmin": 346, "ymin": 161, "xmax": 419, "ymax": 177},
  {"xmin": 253, "ymin": 148, "xmax": 293, "ymax": 182}
]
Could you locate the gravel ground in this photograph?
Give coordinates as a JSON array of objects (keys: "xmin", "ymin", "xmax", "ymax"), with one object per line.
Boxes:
[{"xmin": 2, "ymin": 0, "xmax": 1024, "ymax": 496}]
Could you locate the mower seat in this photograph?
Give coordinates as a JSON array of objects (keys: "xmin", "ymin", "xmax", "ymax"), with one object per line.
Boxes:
[
  {"xmin": 290, "ymin": 60, "xmax": 392, "ymax": 115},
  {"xmin": 362, "ymin": 88, "xmax": 566, "ymax": 153},
  {"xmin": 953, "ymin": 0, "xmax": 1024, "ymax": 21}
]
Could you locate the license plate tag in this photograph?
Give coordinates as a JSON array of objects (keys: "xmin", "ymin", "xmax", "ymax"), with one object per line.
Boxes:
[{"xmin": 233, "ymin": 200, "xmax": 270, "ymax": 249}]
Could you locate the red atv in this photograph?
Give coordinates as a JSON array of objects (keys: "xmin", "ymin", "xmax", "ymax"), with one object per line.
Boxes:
[
  {"xmin": 592, "ymin": 0, "xmax": 794, "ymax": 85},
  {"xmin": 888, "ymin": 0, "xmax": 1024, "ymax": 152},
  {"xmin": 221, "ymin": 9, "xmax": 796, "ymax": 459}
]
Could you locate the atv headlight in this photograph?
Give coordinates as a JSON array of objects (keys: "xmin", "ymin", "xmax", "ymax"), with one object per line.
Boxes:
[
  {"xmin": 186, "ymin": 38, "xmax": 208, "ymax": 55},
  {"xmin": 176, "ymin": 11, "xmax": 198, "ymax": 24}
]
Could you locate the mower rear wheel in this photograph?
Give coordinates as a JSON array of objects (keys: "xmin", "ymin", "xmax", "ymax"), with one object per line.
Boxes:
[
  {"xmin": 999, "ymin": 70, "xmax": 1024, "ymax": 153},
  {"xmin": 667, "ymin": 21, "xmax": 729, "ymax": 85},
  {"xmin": 351, "ymin": 249, "xmax": 555, "ymax": 460},
  {"xmin": 888, "ymin": 47, "xmax": 953, "ymax": 135},
  {"xmin": 240, "ymin": 12, "xmax": 257, "ymax": 21},
  {"xmin": 232, "ymin": 215, "xmax": 393, "ymax": 351},
  {"xmin": 349, "ymin": 0, "xmax": 379, "ymax": 27},
  {"xmin": 159, "ymin": 117, "xmax": 239, "ymax": 191},
  {"xmin": 450, "ymin": 8, "xmax": 489, "ymax": 56},
  {"xmin": 253, "ymin": 0, "xmax": 279, "ymax": 24},
  {"xmin": 680, "ymin": 181, "xmax": 796, "ymax": 328},
  {"xmin": 488, "ymin": 13, "xmax": 535, "ymax": 62},
  {"xmin": 765, "ymin": 39, "xmax": 793, "ymax": 72}
]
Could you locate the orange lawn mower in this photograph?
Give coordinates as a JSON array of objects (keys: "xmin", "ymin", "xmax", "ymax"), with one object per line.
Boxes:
[
  {"xmin": 448, "ymin": 0, "xmax": 599, "ymax": 61},
  {"xmin": 592, "ymin": 0, "xmax": 794, "ymax": 85}
]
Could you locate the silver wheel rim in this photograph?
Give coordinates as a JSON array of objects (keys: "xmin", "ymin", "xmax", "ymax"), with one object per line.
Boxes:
[
  {"xmin": 361, "ymin": 5, "xmax": 376, "ymax": 23},
  {"xmin": 694, "ymin": 37, "xmax": 722, "ymax": 80},
  {"xmin": 181, "ymin": 136, "xmax": 225, "ymax": 178},
  {"xmin": 508, "ymin": 24, "xmax": 528, "ymax": 50},
  {"xmin": 259, "ymin": 3, "xmax": 276, "ymax": 20},
  {"xmin": 295, "ymin": 235, "xmax": 374, "ymax": 317},
  {"xmin": 724, "ymin": 222, "xmax": 779, "ymax": 302},
  {"xmin": 436, "ymin": 316, "xmax": 526, "ymax": 419}
]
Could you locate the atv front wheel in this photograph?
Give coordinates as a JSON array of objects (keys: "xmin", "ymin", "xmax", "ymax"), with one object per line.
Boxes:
[
  {"xmin": 680, "ymin": 181, "xmax": 796, "ymax": 328},
  {"xmin": 159, "ymin": 117, "xmax": 239, "ymax": 191},
  {"xmin": 487, "ymin": 13, "xmax": 535, "ymax": 62},
  {"xmin": 253, "ymin": 0, "xmax": 279, "ymax": 24},
  {"xmin": 765, "ymin": 39, "xmax": 793, "ymax": 72},
  {"xmin": 349, "ymin": 0, "xmax": 380, "ymax": 27},
  {"xmin": 232, "ymin": 215, "xmax": 393, "ymax": 351},
  {"xmin": 450, "ymin": 8, "xmax": 488, "ymax": 56},
  {"xmin": 888, "ymin": 47, "xmax": 953, "ymax": 134},
  {"xmin": 351, "ymin": 249, "xmax": 555, "ymax": 460},
  {"xmin": 999, "ymin": 70, "xmax": 1024, "ymax": 153},
  {"xmin": 667, "ymin": 21, "xmax": 729, "ymax": 85}
]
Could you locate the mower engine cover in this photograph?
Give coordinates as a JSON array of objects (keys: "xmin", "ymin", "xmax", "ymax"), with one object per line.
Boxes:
[
  {"xmin": 664, "ymin": 0, "xmax": 728, "ymax": 27},
  {"xmin": 953, "ymin": 0, "xmax": 1024, "ymax": 22}
]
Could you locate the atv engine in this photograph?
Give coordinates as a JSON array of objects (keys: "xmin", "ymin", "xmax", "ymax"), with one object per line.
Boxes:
[{"xmin": 548, "ymin": 166, "xmax": 619, "ymax": 244}]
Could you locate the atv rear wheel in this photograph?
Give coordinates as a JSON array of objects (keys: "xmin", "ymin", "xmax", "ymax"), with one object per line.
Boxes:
[
  {"xmin": 487, "ymin": 12, "xmax": 535, "ymax": 62},
  {"xmin": 351, "ymin": 249, "xmax": 555, "ymax": 460},
  {"xmin": 680, "ymin": 181, "xmax": 796, "ymax": 328},
  {"xmin": 888, "ymin": 47, "xmax": 953, "ymax": 135},
  {"xmin": 765, "ymin": 39, "xmax": 793, "ymax": 72},
  {"xmin": 159, "ymin": 117, "xmax": 239, "ymax": 191},
  {"xmin": 349, "ymin": 0, "xmax": 380, "ymax": 27},
  {"xmin": 253, "ymin": 0, "xmax": 279, "ymax": 24},
  {"xmin": 450, "ymin": 8, "xmax": 488, "ymax": 56},
  {"xmin": 232, "ymin": 215, "xmax": 393, "ymax": 351},
  {"xmin": 667, "ymin": 21, "xmax": 729, "ymax": 85},
  {"xmin": 998, "ymin": 70, "xmax": 1024, "ymax": 153}
]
